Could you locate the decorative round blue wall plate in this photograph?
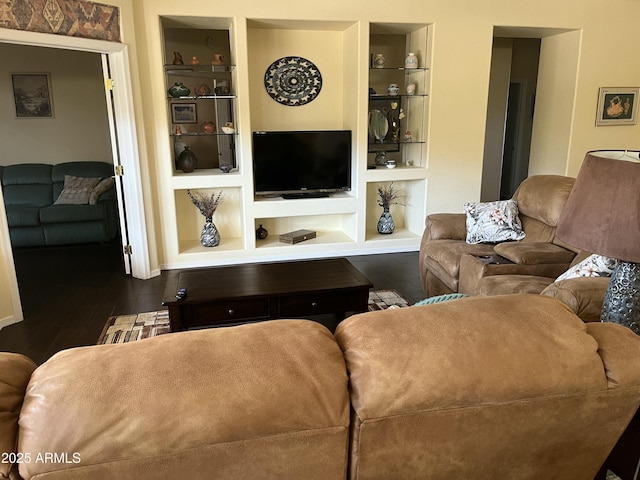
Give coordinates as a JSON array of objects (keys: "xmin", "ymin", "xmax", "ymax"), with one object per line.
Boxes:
[{"xmin": 264, "ymin": 56, "xmax": 322, "ymax": 106}]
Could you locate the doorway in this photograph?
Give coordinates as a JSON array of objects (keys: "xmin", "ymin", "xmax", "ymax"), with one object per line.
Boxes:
[
  {"xmin": 481, "ymin": 36, "xmax": 541, "ymax": 201},
  {"xmin": 0, "ymin": 27, "xmax": 152, "ymax": 329},
  {"xmin": 0, "ymin": 42, "xmax": 128, "ymax": 261},
  {"xmin": 500, "ymin": 80, "xmax": 526, "ymax": 199}
]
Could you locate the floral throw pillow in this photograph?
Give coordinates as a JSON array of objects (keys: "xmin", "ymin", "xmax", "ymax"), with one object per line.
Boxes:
[
  {"xmin": 464, "ymin": 199, "xmax": 526, "ymax": 244},
  {"xmin": 556, "ymin": 254, "xmax": 618, "ymax": 282}
]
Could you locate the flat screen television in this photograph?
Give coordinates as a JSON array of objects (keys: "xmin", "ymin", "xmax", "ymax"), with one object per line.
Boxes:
[{"xmin": 253, "ymin": 130, "xmax": 352, "ymax": 198}]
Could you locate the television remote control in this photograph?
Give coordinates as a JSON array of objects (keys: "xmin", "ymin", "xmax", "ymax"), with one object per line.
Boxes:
[{"xmin": 176, "ymin": 288, "xmax": 187, "ymax": 300}]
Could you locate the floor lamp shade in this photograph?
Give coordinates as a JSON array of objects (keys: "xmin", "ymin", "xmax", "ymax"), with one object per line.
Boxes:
[{"xmin": 556, "ymin": 151, "xmax": 640, "ymax": 334}]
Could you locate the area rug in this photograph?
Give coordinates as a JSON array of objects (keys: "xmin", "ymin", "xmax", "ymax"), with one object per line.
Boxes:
[
  {"xmin": 367, "ymin": 289, "xmax": 412, "ymax": 311},
  {"xmin": 97, "ymin": 310, "xmax": 171, "ymax": 345},
  {"xmin": 97, "ymin": 290, "xmax": 412, "ymax": 344}
]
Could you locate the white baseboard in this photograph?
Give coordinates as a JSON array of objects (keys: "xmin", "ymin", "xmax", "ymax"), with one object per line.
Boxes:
[{"xmin": 0, "ymin": 314, "xmax": 22, "ymax": 331}]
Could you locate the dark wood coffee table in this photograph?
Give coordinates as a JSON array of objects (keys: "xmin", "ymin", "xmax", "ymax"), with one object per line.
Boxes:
[{"xmin": 162, "ymin": 258, "xmax": 373, "ymax": 331}]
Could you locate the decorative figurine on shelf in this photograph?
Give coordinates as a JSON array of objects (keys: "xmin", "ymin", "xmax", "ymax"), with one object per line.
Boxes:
[
  {"xmin": 404, "ymin": 130, "xmax": 413, "ymax": 142},
  {"xmin": 373, "ymin": 53, "xmax": 385, "ymax": 68},
  {"xmin": 168, "ymin": 82, "xmax": 190, "ymax": 98},
  {"xmin": 173, "ymin": 127, "xmax": 187, "ymax": 163},
  {"xmin": 405, "ymin": 52, "xmax": 418, "ymax": 69},
  {"xmin": 387, "ymin": 84, "xmax": 400, "ymax": 95},
  {"xmin": 375, "ymin": 151, "xmax": 387, "ymax": 166},
  {"xmin": 173, "ymin": 51, "xmax": 184, "ymax": 65},
  {"xmin": 194, "ymin": 84, "xmax": 211, "ymax": 96},
  {"xmin": 406, "ymin": 82, "xmax": 416, "ymax": 95},
  {"xmin": 211, "ymin": 53, "xmax": 226, "ymax": 65},
  {"xmin": 221, "ymin": 122, "xmax": 235, "ymax": 134},
  {"xmin": 190, "ymin": 56, "xmax": 200, "ymax": 65},
  {"xmin": 201, "ymin": 121, "xmax": 216, "ymax": 134},
  {"xmin": 177, "ymin": 146, "xmax": 197, "ymax": 173},
  {"xmin": 187, "ymin": 189, "xmax": 223, "ymax": 247},
  {"xmin": 256, "ymin": 224, "xmax": 269, "ymax": 240},
  {"xmin": 376, "ymin": 182, "xmax": 405, "ymax": 235}
]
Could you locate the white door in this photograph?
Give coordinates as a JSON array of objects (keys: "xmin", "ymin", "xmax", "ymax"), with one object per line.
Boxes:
[{"xmin": 101, "ymin": 54, "xmax": 132, "ymax": 274}]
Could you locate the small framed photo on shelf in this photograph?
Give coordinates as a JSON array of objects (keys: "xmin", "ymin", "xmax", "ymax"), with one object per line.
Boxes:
[
  {"xmin": 171, "ymin": 103, "xmax": 197, "ymax": 124},
  {"xmin": 595, "ymin": 87, "xmax": 639, "ymax": 126},
  {"xmin": 12, "ymin": 73, "xmax": 54, "ymax": 118}
]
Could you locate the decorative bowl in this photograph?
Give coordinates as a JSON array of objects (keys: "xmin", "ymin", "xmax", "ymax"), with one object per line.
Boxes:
[
  {"xmin": 194, "ymin": 84, "xmax": 211, "ymax": 96},
  {"xmin": 221, "ymin": 126, "xmax": 235, "ymax": 134},
  {"xmin": 201, "ymin": 122, "xmax": 216, "ymax": 134}
]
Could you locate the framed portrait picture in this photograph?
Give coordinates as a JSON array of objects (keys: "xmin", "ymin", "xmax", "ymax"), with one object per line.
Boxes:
[
  {"xmin": 596, "ymin": 87, "xmax": 639, "ymax": 126},
  {"xmin": 12, "ymin": 73, "xmax": 54, "ymax": 118},
  {"xmin": 171, "ymin": 103, "xmax": 197, "ymax": 124}
]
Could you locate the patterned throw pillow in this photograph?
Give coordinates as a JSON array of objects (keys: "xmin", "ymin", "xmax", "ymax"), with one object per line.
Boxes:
[
  {"xmin": 556, "ymin": 254, "xmax": 617, "ymax": 281},
  {"xmin": 464, "ymin": 199, "xmax": 526, "ymax": 244},
  {"xmin": 89, "ymin": 177, "xmax": 115, "ymax": 205},
  {"xmin": 54, "ymin": 175, "xmax": 101, "ymax": 205}
]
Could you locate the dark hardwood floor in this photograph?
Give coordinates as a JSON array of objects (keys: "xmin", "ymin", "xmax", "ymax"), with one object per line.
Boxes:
[{"xmin": 0, "ymin": 241, "xmax": 425, "ymax": 365}]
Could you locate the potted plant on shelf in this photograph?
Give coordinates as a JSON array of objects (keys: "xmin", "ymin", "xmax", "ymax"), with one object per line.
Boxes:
[
  {"xmin": 376, "ymin": 182, "xmax": 405, "ymax": 234},
  {"xmin": 187, "ymin": 189, "xmax": 223, "ymax": 247}
]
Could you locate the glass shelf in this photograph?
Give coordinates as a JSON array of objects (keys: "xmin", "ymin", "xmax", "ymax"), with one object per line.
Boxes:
[
  {"xmin": 167, "ymin": 95, "xmax": 236, "ymax": 100},
  {"xmin": 368, "ymin": 140, "xmax": 425, "ymax": 153},
  {"xmin": 170, "ymin": 132, "xmax": 237, "ymax": 137},
  {"xmin": 369, "ymin": 67, "xmax": 429, "ymax": 72},
  {"xmin": 165, "ymin": 64, "xmax": 235, "ymax": 72},
  {"xmin": 369, "ymin": 94, "xmax": 428, "ymax": 99}
]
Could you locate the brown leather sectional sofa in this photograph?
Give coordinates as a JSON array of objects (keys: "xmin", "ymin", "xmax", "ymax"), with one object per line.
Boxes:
[{"xmin": 3, "ymin": 295, "xmax": 640, "ymax": 480}]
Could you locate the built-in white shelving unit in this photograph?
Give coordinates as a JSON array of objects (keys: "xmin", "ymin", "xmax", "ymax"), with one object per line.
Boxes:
[{"xmin": 158, "ymin": 17, "xmax": 431, "ymax": 269}]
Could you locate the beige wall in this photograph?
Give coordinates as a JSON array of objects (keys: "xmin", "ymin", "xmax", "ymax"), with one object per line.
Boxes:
[
  {"xmin": 0, "ymin": 44, "xmax": 112, "ymax": 166},
  {"xmin": 140, "ymin": 0, "xmax": 637, "ymax": 203}
]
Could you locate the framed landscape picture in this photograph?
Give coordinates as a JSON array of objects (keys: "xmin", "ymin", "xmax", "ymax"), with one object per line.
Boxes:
[
  {"xmin": 171, "ymin": 103, "xmax": 197, "ymax": 124},
  {"xmin": 596, "ymin": 87, "xmax": 639, "ymax": 126},
  {"xmin": 12, "ymin": 73, "xmax": 54, "ymax": 118}
]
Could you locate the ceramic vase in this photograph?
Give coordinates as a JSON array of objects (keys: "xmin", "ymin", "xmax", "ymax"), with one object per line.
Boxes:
[
  {"xmin": 168, "ymin": 82, "xmax": 190, "ymax": 98},
  {"xmin": 405, "ymin": 53, "xmax": 418, "ymax": 69},
  {"xmin": 201, "ymin": 217, "xmax": 220, "ymax": 247},
  {"xmin": 211, "ymin": 53, "xmax": 226, "ymax": 65},
  {"xmin": 256, "ymin": 224, "xmax": 269, "ymax": 240},
  {"xmin": 177, "ymin": 146, "xmax": 197, "ymax": 173},
  {"xmin": 377, "ymin": 206, "xmax": 395, "ymax": 234},
  {"xmin": 373, "ymin": 53, "xmax": 385, "ymax": 68}
]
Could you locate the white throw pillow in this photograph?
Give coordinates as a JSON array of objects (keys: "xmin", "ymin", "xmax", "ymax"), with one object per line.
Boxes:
[
  {"xmin": 556, "ymin": 254, "xmax": 617, "ymax": 282},
  {"xmin": 464, "ymin": 199, "xmax": 526, "ymax": 244}
]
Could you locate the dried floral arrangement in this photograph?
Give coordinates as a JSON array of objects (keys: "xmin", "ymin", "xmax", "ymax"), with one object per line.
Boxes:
[
  {"xmin": 187, "ymin": 189, "xmax": 223, "ymax": 218},
  {"xmin": 377, "ymin": 182, "xmax": 405, "ymax": 209}
]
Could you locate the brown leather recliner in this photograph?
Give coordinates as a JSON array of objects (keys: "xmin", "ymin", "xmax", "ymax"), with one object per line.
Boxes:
[{"xmin": 419, "ymin": 175, "xmax": 577, "ymax": 298}]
